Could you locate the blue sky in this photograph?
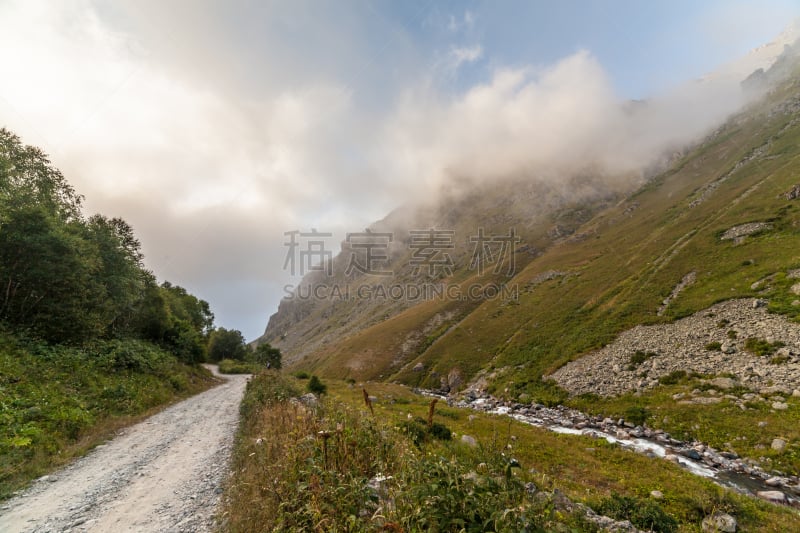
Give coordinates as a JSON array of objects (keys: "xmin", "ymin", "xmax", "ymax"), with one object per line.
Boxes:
[{"xmin": 0, "ymin": 1, "xmax": 798, "ymax": 340}]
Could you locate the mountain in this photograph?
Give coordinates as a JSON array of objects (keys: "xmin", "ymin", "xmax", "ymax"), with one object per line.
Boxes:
[{"xmin": 257, "ymin": 40, "xmax": 800, "ymax": 400}]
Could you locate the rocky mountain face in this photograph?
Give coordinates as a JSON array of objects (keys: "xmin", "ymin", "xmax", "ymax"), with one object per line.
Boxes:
[
  {"xmin": 258, "ymin": 174, "xmax": 636, "ymax": 368},
  {"xmin": 258, "ymin": 50, "xmax": 800, "ymax": 400}
]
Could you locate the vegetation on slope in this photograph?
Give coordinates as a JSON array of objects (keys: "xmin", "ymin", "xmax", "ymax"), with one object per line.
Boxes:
[
  {"xmin": 224, "ymin": 374, "xmax": 800, "ymax": 532},
  {"xmin": 0, "ymin": 128, "xmax": 220, "ymax": 498}
]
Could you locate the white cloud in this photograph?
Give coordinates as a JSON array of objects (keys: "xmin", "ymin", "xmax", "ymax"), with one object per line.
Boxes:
[
  {"xmin": 0, "ymin": 0, "xmax": 770, "ymax": 339},
  {"xmin": 448, "ymin": 45, "xmax": 483, "ymax": 69}
]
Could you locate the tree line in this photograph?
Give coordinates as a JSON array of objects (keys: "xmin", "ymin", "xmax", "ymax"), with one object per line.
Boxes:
[{"xmin": 0, "ymin": 127, "xmax": 279, "ymax": 366}]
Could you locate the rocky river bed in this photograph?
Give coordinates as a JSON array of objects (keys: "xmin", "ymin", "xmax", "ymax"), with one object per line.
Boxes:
[{"xmin": 417, "ymin": 388, "xmax": 800, "ymax": 507}]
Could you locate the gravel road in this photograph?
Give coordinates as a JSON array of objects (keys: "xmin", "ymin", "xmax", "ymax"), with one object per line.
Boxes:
[{"xmin": 0, "ymin": 367, "xmax": 249, "ymax": 533}]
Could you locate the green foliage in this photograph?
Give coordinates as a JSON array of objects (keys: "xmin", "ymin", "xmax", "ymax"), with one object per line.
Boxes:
[
  {"xmin": 218, "ymin": 359, "xmax": 262, "ymax": 374},
  {"xmin": 659, "ymin": 370, "xmax": 688, "ymax": 385},
  {"xmin": 397, "ymin": 417, "xmax": 452, "ymax": 446},
  {"xmin": 0, "ymin": 128, "xmax": 213, "ymax": 353},
  {"xmin": 624, "ymin": 406, "xmax": 650, "ymax": 426},
  {"xmin": 627, "ymin": 350, "xmax": 657, "ymax": 370},
  {"xmin": 0, "ymin": 128, "xmax": 220, "ymax": 496},
  {"xmin": 293, "ymin": 371, "xmax": 310, "ymax": 379},
  {"xmin": 0, "ymin": 333, "xmax": 214, "ymax": 499},
  {"xmin": 392, "ymin": 454, "xmax": 537, "ymax": 532},
  {"xmin": 704, "ymin": 341, "xmax": 722, "ymax": 351},
  {"xmin": 743, "ymin": 337, "xmax": 785, "ymax": 357},
  {"xmin": 207, "ymin": 327, "xmax": 249, "ymax": 362},
  {"xmin": 595, "ymin": 493, "xmax": 678, "ymax": 533},
  {"xmin": 227, "ymin": 374, "xmax": 593, "ymax": 532},
  {"xmin": 253, "ymin": 342, "xmax": 282, "ymax": 369},
  {"xmin": 307, "ymin": 375, "xmax": 327, "ymax": 394}
]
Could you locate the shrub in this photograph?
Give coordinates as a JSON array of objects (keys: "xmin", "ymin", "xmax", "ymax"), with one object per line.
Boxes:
[
  {"xmin": 293, "ymin": 371, "xmax": 310, "ymax": 379},
  {"xmin": 744, "ymin": 337, "xmax": 785, "ymax": 357},
  {"xmin": 624, "ymin": 406, "xmax": 650, "ymax": 426},
  {"xmin": 398, "ymin": 417, "xmax": 452, "ymax": 446},
  {"xmin": 705, "ymin": 341, "xmax": 722, "ymax": 351},
  {"xmin": 627, "ymin": 350, "xmax": 656, "ymax": 370},
  {"xmin": 596, "ymin": 493, "xmax": 678, "ymax": 533},
  {"xmin": 218, "ymin": 359, "xmax": 261, "ymax": 374},
  {"xmin": 307, "ymin": 375, "xmax": 327, "ymax": 394},
  {"xmin": 659, "ymin": 370, "xmax": 687, "ymax": 385}
]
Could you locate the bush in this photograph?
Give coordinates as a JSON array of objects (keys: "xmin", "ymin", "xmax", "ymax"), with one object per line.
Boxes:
[
  {"xmin": 595, "ymin": 493, "xmax": 678, "ymax": 533},
  {"xmin": 659, "ymin": 370, "xmax": 687, "ymax": 385},
  {"xmin": 704, "ymin": 341, "xmax": 722, "ymax": 351},
  {"xmin": 627, "ymin": 350, "xmax": 656, "ymax": 370},
  {"xmin": 398, "ymin": 417, "xmax": 452, "ymax": 446},
  {"xmin": 307, "ymin": 375, "xmax": 327, "ymax": 394},
  {"xmin": 218, "ymin": 359, "xmax": 262, "ymax": 374},
  {"xmin": 293, "ymin": 371, "xmax": 310, "ymax": 379},
  {"xmin": 624, "ymin": 406, "xmax": 650, "ymax": 426},
  {"xmin": 744, "ymin": 337, "xmax": 785, "ymax": 357}
]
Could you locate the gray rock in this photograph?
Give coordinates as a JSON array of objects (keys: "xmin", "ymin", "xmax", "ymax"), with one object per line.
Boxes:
[
  {"xmin": 711, "ymin": 377, "xmax": 736, "ymax": 389},
  {"xmin": 650, "ymin": 490, "xmax": 664, "ymax": 499},
  {"xmin": 756, "ymin": 490, "xmax": 786, "ymax": 503},
  {"xmin": 771, "ymin": 438, "xmax": 787, "ymax": 452},
  {"xmin": 460, "ymin": 434, "xmax": 478, "ymax": 447},
  {"xmin": 772, "ymin": 402, "xmax": 789, "ymax": 410},
  {"xmin": 765, "ymin": 476, "xmax": 782, "ymax": 487},
  {"xmin": 702, "ymin": 512, "xmax": 737, "ymax": 532},
  {"xmin": 721, "ymin": 343, "xmax": 736, "ymax": 354}
]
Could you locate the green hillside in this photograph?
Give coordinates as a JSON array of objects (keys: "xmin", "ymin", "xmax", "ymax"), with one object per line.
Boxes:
[{"xmin": 268, "ymin": 53, "xmax": 800, "ymax": 407}]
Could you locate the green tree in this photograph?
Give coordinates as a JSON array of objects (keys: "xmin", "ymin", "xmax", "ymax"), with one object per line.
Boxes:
[
  {"xmin": 307, "ymin": 375, "xmax": 327, "ymax": 394},
  {"xmin": 0, "ymin": 205, "xmax": 105, "ymax": 341},
  {"xmin": 84, "ymin": 215, "xmax": 147, "ymax": 335},
  {"xmin": 254, "ymin": 342, "xmax": 282, "ymax": 369},
  {"xmin": 207, "ymin": 327, "xmax": 249, "ymax": 362},
  {"xmin": 0, "ymin": 128, "xmax": 83, "ymax": 221}
]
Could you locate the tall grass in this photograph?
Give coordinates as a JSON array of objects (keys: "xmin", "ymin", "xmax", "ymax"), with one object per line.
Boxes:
[{"xmin": 223, "ymin": 372, "xmax": 595, "ymax": 532}]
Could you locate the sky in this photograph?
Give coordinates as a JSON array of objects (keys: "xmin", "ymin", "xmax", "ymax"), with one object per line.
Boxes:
[{"xmin": 0, "ymin": 0, "xmax": 798, "ymax": 340}]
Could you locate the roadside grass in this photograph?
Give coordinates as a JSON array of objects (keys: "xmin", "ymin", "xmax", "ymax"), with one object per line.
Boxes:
[
  {"xmin": 0, "ymin": 332, "xmax": 218, "ymax": 500},
  {"xmin": 225, "ymin": 373, "xmax": 599, "ymax": 532},
  {"xmin": 224, "ymin": 374, "xmax": 800, "ymax": 532}
]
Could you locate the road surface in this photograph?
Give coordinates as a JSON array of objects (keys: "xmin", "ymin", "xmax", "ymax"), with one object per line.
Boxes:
[{"xmin": 0, "ymin": 368, "xmax": 249, "ymax": 532}]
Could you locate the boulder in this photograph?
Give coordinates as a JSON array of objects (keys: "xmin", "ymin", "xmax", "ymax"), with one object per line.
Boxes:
[
  {"xmin": 460, "ymin": 434, "xmax": 478, "ymax": 448},
  {"xmin": 711, "ymin": 377, "xmax": 736, "ymax": 390},
  {"xmin": 756, "ymin": 490, "xmax": 786, "ymax": 503},
  {"xmin": 702, "ymin": 512, "xmax": 737, "ymax": 532},
  {"xmin": 771, "ymin": 438, "xmax": 787, "ymax": 452}
]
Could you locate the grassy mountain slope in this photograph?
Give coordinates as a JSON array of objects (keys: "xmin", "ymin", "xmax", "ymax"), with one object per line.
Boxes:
[{"xmin": 267, "ymin": 59, "xmax": 800, "ymax": 402}]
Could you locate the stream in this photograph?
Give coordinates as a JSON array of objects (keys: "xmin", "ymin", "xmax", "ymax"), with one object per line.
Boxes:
[{"xmin": 415, "ymin": 390, "xmax": 799, "ymax": 507}]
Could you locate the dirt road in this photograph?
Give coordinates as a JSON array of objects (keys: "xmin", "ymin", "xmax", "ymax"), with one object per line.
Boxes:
[{"xmin": 0, "ymin": 368, "xmax": 249, "ymax": 532}]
